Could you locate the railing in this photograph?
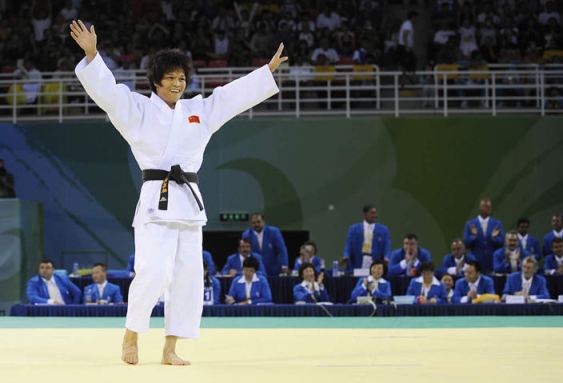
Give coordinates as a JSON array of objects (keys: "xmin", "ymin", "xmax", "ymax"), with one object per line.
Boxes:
[{"xmin": 0, "ymin": 65, "xmax": 562, "ymax": 123}]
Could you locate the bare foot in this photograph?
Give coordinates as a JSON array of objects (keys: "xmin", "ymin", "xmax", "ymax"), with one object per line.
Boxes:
[
  {"xmin": 161, "ymin": 351, "xmax": 190, "ymax": 366},
  {"xmin": 122, "ymin": 331, "xmax": 139, "ymax": 365}
]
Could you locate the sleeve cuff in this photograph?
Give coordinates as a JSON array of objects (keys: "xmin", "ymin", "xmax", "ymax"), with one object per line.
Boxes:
[
  {"xmin": 47, "ymin": 299, "xmax": 54, "ymax": 304},
  {"xmin": 447, "ymin": 267, "xmax": 457, "ymax": 275},
  {"xmin": 399, "ymin": 260, "xmax": 407, "ymax": 269},
  {"xmin": 461, "ymin": 296, "xmax": 469, "ymax": 303}
]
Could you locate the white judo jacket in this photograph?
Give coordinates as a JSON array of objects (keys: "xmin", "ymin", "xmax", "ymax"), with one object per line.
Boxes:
[{"xmin": 75, "ymin": 53, "xmax": 279, "ymax": 227}]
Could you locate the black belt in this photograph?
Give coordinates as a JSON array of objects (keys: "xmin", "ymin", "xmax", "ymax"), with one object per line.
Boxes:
[{"xmin": 142, "ymin": 165, "xmax": 203, "ymax": 211}]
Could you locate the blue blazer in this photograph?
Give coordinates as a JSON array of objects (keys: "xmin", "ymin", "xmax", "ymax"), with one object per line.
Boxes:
[
  {"xmin": 26, "ymin": 274, "xmax": 81, "ymax": 304},
  {"xmin": 518, "ymin": 235, "xmax": 541, "ymax": 260},
  {"xmin": 543, "ymin": 231, "xmax": 561, "ymax": 257},
  {"xmin": 543, "ymin": 254, "xmax": 562, "ymax": 275},
  {"xmin": 204, "ymin": 276, "xmax": 221, "ymax": 305},
  {"xmin": 350, "ymin": 277, "xmax": 392, "ymax": 302},
  {"xmin": 406, "ymin": 277, "xmax": 447, "ymax": 304},
  {"xmin": 293, "ymin": 282, "xmax": 330, "ymax": 303},
  {"xmin": 463, "ymin": 217, "xmax": 505, "ymax": 273},
  {"xmin": 227, "ymin": 274, "xmax": 272, "ymax": 304},
  {"xmin": 343, "ymin": 222, "xmax": 391, "ymax": 270},
  {"xmin": 242, "ymin": 225, "xmax": 288, "ymax": 276},
  {"xmin": 452, "ymin": 275, "xmax": 495, "ymax": 303},
  {"xmin": 221, "ymin": 253, "xmax": 266, "ymax": 276},
  {"xmin": 502, "ymin": 272, "xmax": 550, "ymax": 299},
  {"xmin": 128, "ymin": 251, "xmax": 216, "ymax": 275},
  {"xmin": 493, "ymin": 248, "xmax": 530, "ymax": 274},
  {"xmin": 83, "ymin": 282, "xmax": 123, "ymax": 304},
  {"xmin": 293, "ymin": 256, "xmax": 322, "ymax": 274},
  {"xmin": 437, "ymin": 253, "xmax": 477, "ymax": 277},
  {"xmin": 387, "ymin": 248, "xmax": 432, "ymax": 276}
]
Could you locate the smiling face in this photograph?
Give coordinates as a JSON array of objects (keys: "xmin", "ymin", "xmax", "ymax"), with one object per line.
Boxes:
[
  {"xmin": 154, "ymin": 68, "xmax": 186, "ymax": 108},
  {"xmin": 302, "ymin": 266, "xmax": 316, "ymax": 283}
]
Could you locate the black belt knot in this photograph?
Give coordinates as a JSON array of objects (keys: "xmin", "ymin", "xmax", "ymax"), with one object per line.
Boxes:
[{"xmin": 142, "ymin": 165, "xmax": 203, "ymax": 211}]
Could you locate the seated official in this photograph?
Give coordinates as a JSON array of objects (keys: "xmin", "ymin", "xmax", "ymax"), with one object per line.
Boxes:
[
  {"xmin": 388, "ymin": 233, "xmax": 432, "ymax": 277},
  {"xmin": 493, "ymin": 231, "xmax": 530, "ymax": 274},
  {"xmin": 438, "ymin": 239, "xmax": 476, "ymax": 277},
  {"xmin": 441, "ymin": 274, "xmax": 455, "ymax": 303},
  {"xmin": 203, "ymin": 261, "xmax": 221, "ymax": 305},
  {"xmin": 406, "ymin": 262, "xmax": 447, "ymax": 304},
  {"xmin": 225, "ymin": 257, "xmax": 272, "ymax": 305},
  {"xmin": 293, "ymin": 262, "xmax": 330, "ymax": 303},
  {"xmin": 221, "ymin": 238, "xmax": 266, "ymax": 276},
  {"xmin": 293, "ymin": 243, "xmax": 322, "ymax": 274},
  {"xmin": 26, "ymin": 258, "xmax": 81, "ymax": 305},
  {"xmin": 502, "ymin": 256, "xmax": 550, "ymax": 301},
  {"xmin": 453, "ymin": 261, "xmax": 495, "ymax": 304},
  {"xmin": 544, "ymin": 237, "xmax": 563, "ymax": 275},
  {"xmin": 350, "ymin": 260, "xmax": 392, "ymax": 303},
  {"xmin": 83, "ymin": 263, "xmax": 123, "ymax": 304},
  {"xmin": 128, "ymin": 250, "xmax": 217, "ymax": 275}
]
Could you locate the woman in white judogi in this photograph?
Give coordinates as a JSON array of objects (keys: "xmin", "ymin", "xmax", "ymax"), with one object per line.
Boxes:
[{"xmin": 70, "ymin": 20, "xmax": 287, "ymax": 365}]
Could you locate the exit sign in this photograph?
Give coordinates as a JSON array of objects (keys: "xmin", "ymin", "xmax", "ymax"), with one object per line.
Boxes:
[{"xmin": 220, "ymin": 212, "xmax": 249, "ymax": 222}]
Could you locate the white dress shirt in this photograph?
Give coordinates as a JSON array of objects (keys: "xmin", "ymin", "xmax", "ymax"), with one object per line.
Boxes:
[
  {"xmin": 518, "ymin": 233, "xmax": 528, "ymax": 250},
  {"xmin": 461, "ymin": 276, "xmax": 481, "ymax": 303},
  {"xmin": 478, "ymin": 215, "xmax": 490, "ymax": 235},
  {"xmin": 254, "ymin": 230, "xmax": 264, "ymax": 251},
  {"xmin": 42, "ymin": 277, "xmax": 64, "ymax": 304}
]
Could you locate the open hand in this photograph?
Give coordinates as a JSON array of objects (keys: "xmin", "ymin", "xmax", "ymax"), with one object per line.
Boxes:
[
  {"xmin": 70, "ymin": 20, "xmax": 97, "ymax": 62},
  {"xmin": 268, "ymin": 43, "xmax": 288, "ymax": 72}
]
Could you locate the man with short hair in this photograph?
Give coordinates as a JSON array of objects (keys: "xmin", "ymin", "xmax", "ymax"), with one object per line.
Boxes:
[
  {"xmin": 342, "ymin": 205, "xmax": 391, "ymax": 272},
  {"xmin": 544, "ymin": 237, "xmax": 563, "ymax": 275},
  {"xmin": 463, "ymin": 198, "xmax": 505, "ymax": 274},
  {"xmin": 516, "ymin": 218, "xmax": 541, "ymax": 260},
  {"xmin": 221, "ymin": 238, "xmax": 266, "ymax": 276},
  {"xmin": 493, "ymin": 231, "xmax": 530, "ymax": 274},
  {"xmin": 543, "ymin": 213, "xmax": 562, "ymax": 257},
  {"xmin": 242, "ymin": 213, "xmax": 289, "ymax": 276},
  {"xmin": 293, "ymin": 243, "xmax": 322, "ymax": 274},
  {"xmin": 26, "ymin": 259, "xmax": 81, "ymax": 305},
  {"xmin": 438, "ymin": 238, "xmax": 476, "ymax": 277},
  {"xmin": 502, "ymin": 256, "xmax": 550, "ymax": 301},
  {"xmin": 452, "ymin": 261, "xmax": 495, "ymax": 303},
  {"xmin": 388, "ymin": 234, "xmax": 431, "ymax": 277},
  {"xmin": 83, "ymin": 263, "xmax": 123, "ymax": 304}
]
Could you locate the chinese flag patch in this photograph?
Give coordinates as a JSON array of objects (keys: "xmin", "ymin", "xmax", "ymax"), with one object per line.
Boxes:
[{"xmin": 188, "ymin": 115, "xmax": 200, "ymax": 124}]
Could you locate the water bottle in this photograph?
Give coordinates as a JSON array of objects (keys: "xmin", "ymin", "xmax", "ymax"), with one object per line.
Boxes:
[
  {"xmin": 332, "ymin": 260, "xmax": 339, "ymax": 277},
  {"xmin": 72, "ymin": 262, "xmax": 79, "ymax": 277},
  {"xmin": 85, "ymin": 288, "xmax": 92, "ymax": 304}
]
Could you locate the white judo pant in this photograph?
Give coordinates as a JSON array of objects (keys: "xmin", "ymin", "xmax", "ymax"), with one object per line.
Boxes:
[{"xmin": 125, "ymin": 221, "xmax": 203, "ymax": 339}]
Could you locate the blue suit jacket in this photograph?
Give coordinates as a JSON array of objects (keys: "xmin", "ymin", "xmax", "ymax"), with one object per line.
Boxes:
[
  {"xmin": 83, "ymin": 282, "xmax": 123, "ymax": 304},
  {"xmin": 502, "ymin": 272, "xmax": 550, "ymax": 299},
  {"xmin": 227, "ymin": 275, "xmax": 273, "ymax": 304},
  {"xmin": 204, "ymin": 276, "xmax": 221, "ymax": 305},
  {"xmin": 493, "ymin": 248, "xmax": 530, "ymax": 274},
  {"xmin": 452, "ymin": 275, "xmax": 495, "ymax": 303},
  {"xmin": 221, "ymin": 253, "xmax": 266, "ymax": 276},
  {"xmin": 518, "ymin": 235, "xmax": 541, "ymax": 260},
  {"xmin": 543, "ymin": 254, "xmax": 563, "ymax": 275},
  {"xmin": 26, "ymin": 274, "xmax": 81, "ymax": 304},
  {"xmin": 128, "ymin": 251, "xmax": 216, "ymax": 275},
  {"xmin": 293, "ymin": 282, "xmax": 330, "ymax": 303},
  {"xmin": 406, "ymin": 277, "xmax": 447, "ymax": 304},
  {"xmin": 387, "ymin": 248, "xmax": 432, "ymax": 276},
  {"xmin": 343, "ymin": 222, "xmax": 391, "ymax": 270},
  {"xmin": 293, "ymin": 256, "xmax": 322, "ymax": 274},
  {"xmin": 350, "ymin": 277, "xmax": 392, "ymax": 302},
  {"xmin": 543, "ymin": 231, "xmax": 561, "ymax": 257},
  {"xmin": 242, "ymin": 225, "xmax": 288, "ymax": 276},
  {"xmin": 437, "ymin": 253, "xmax": 477, "ymax": 277},
  {"xmin": 463, "ymin": 217, "xmax": 505, "ymax": 273}
]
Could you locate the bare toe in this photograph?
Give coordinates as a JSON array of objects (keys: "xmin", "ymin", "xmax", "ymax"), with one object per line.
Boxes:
[
  {"xmin": 122, "ymin": 344, "xmax": 139, "ymax": 365},
  {"xmin": 162, "ymin": 352, "xmax": 190, "ymax": 366}
]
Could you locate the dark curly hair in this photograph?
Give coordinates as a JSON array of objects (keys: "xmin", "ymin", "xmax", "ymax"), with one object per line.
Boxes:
[{"xmin": 147, "ymin": 49, "xmax": 191, "ymax": 93}]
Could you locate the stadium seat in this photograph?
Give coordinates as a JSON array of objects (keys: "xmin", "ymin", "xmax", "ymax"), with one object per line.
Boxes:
[
  {"xmin": 313, "ymin": 65, "xmax": 336, "ymax": 82},
  {"xmin": 435, "ymin": 64, "xmax": 460, "ymax": 81}
]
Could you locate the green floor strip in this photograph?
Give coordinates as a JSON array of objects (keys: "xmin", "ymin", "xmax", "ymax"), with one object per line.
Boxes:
[{"xmin": 1, "ymin": 316, "xmax": 562, "ymax": 329}]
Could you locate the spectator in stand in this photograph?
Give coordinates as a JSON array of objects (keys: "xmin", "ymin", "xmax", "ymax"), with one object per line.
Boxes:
[
  {"xmin": 31, "ymin": 0, "xmax": 53, "ymax": 42},
  {"xmin": 26, "ymin": 258, "xmax": 81, "ymax": 305},
  {"xmin": 459, "ymin": 18, "xmax": 480, "ymax": 58},
  {"xmin": 538, "ymin": 1, "xmax": 561, "ymax": 26},
  {"xmin": 350, "ymin": 260, "xmax": 392, "ymax": 303},
  {"xmin": 225, "ymin": 257, "xmax": 272, "ymax": 305},
  {"xmin": 543, "ymin": 213, "xmax": 562, "ymax": 256},
  {"xmin": 493, "ymin": 231, "xmax": 530, "ymax": 274},
  {"xmin": 316, "ymin": 6, "xmax": 341, "ymax": 31},
  {"xmin": 463, "ymin": 198, "xmax": 505, "ymax": 274},
  {"xmin": 502, "ymin": 256, "xmax": 550, "ymax": 301},
  {"xmin": 397, "ymin": 11, "xmax": 418, "ymax": 72},
  {"xmin": 441, "ymin": 274, "xmax": 455, "ymax": 303},
  {"xmin": 211, "ymin": 29, "xmax": 231, "ymax": 60},
  {"xmin": 544, "ymin": 237, "xmax": 563, "ymax": 275},
  {"xmin": 293, "ymin": 262, "xmax": 330, "ymax": 303},
  {"xmin": 311, "ymin": 36, "xmax": 340, "ymax": 64},
  {"xmin": 221, "ymin": 238, "xmax": 266, "ymax": 277},
  {"xmin": 13, "ymin": 58, "xmax": 42, "ymax": 104},
  {"xmin": 452, "ymin": 261, "xmax": 495, "ymax": 304},
  {"xmin": 406, "ymin": 262, "xmax": 447, "ymax": 304},
  {"xmin": 250, "ymin": 21, "xmax": 274, "ymax": 58},
  {"xmin": 516, "ymin": 218, "xmax": 541, "ymax": 260},
  {"xmin": 59, "ymin": 0, "xmax": 78, "ymax": 21},
  {"xmin": 388, "ymin": 233, "xmax": 432, "ymax": 277},
  {"xmin": 438, "ymin": 238, "xmax": 476, "ymax": 278}
]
